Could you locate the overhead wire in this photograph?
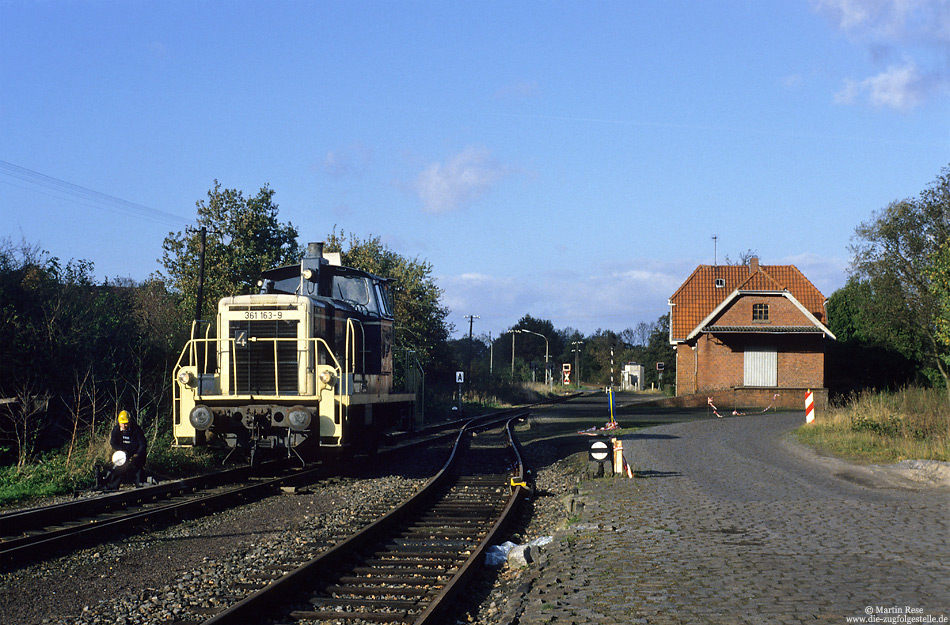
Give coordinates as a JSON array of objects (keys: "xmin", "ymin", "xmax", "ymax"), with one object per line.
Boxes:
[{"xmin": 0, "ymin": 159, "xmax": 191, "ymax": 228}]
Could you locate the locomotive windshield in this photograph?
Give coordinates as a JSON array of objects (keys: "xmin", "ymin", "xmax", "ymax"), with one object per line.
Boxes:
[{"xmin": 333, "ymin": 275, "xmax": 371, "ymax": 308}]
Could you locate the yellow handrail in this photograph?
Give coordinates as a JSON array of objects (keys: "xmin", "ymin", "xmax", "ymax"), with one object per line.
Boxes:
[{"xmin": 173, "ymin": 336, "xmax": 343, "ymax": 398}]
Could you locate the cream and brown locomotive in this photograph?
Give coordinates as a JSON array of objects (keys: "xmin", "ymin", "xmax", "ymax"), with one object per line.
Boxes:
[{"xmin": 172, "ymin": 242, "xmax": 421, "ymax": 461}]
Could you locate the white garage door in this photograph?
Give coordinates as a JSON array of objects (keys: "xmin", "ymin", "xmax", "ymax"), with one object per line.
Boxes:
[{"xmin": 744, "ymin": 346, "xmax": 777, "ymax": 387}]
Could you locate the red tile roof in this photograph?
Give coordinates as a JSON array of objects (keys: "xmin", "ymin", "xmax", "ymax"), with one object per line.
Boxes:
[{"xmin": 669, "ymin": 261, "xmax": 827, "ymax": 341}]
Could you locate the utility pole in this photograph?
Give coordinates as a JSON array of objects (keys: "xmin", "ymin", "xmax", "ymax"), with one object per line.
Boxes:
[
  {"xmin": 194, "ymin": 225, "xmax": 207, "ymax": 338},
  {"xmin": 464, "ymin": 315, "xmax": 479, "ymax": 385},
  {"xmin": 488, "ymin": 332, "xmax": 493, "ymax": 377}
]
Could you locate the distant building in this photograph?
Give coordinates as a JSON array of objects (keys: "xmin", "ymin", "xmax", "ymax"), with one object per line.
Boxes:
[
  {"xmin": 620, "ymin": 362, "xmax": 645, "ymax": 391},
  {"xmin": 668, "ymin": 257, "xmax": 835, "ymax": 408}
]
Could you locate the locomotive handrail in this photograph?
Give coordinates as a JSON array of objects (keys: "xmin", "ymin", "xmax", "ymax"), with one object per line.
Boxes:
[
  {"xmin": 344, "ymin": 317, "xmax": 366, "ymax": 377},
  {"xmin": 202, "ymin": 320, "xmax": 214, "ymax": 373},
  {"xmin": 173, "ymin": 336, "xmax": 343, "ymax": 399}
]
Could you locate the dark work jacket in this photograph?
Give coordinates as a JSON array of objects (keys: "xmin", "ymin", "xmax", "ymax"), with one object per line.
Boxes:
[{"xmin": 110, "ymin": 422, "xmax": 147, "ymax": 461}]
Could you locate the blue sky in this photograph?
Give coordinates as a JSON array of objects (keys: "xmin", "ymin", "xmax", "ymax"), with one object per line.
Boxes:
[{"xmin": 2, "ymin": 0, "xmax": 948, "ymax": 340}]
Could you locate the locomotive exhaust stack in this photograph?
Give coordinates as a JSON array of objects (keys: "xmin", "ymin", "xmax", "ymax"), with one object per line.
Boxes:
[{"xmin": 300, "ymin": 242, "xmax": 327, "ymax": 293}]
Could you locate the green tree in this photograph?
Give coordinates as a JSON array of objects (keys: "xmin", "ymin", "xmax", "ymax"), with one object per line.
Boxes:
[
  {"xmin": 512, "ymin": 314, "xmax": 562, "ymax": 380},
  {"xmin": 159, "ymin": 181, "xmax": 300, "ymax": 323},
  {"xmin": 323, "ymin": 229, "xmax": 453, "ymax": 377},
  {"xmin": 851, "ymin": 165, "xmax": 950, "ymax": 397},
  {"xmin": 585, "ymin": 329, "xmax": 621, "ymax": 386},
  {"xmin": 0, "ymin": 239, "xmax": 182, "ymax": 465},
  {"xmin": 927, "ymin": 241, "xmax": 950, "ymax": 375},
  {"xmin": 638, "ymin": 314, "xmax": 675, "ymax": 390},
  {"xmin": 825, "ymin": 276, "xmax": 923, "ymax": 394}
]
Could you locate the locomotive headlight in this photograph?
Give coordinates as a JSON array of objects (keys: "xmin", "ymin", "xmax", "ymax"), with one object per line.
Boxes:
[
  {"xmin": 177, "ymin": 369, "xmax": 196, "ymax": 387},
  {"xmin": 288, "ymin": 406, "xmax": 312, "ymax": 431},
  {"xmin": 189, "ymin": 404, "xmax": 214, "ymax": 431},
  {"xmin": 319, "ymin": 370, "xmax": 336, "ymax": 387}
]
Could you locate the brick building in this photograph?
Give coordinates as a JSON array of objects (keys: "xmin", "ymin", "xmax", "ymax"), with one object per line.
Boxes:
[{"xmin": 668, "ymin": 257, "xmax": 835, "ymax": 409}]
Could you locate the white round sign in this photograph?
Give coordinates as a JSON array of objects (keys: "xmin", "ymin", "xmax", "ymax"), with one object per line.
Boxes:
[{"xmin": 590, "ymin": 440, "xmax": 609, "ymax": 461}]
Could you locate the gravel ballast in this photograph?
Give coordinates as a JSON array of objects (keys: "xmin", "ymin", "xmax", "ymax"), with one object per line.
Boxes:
[
  {"xmin": 0, "ymin": 455, "xmax": 445, "ymax": 624},
  {"xmin": 0, "ymin": 413, "xmax": 590, "ymax": 625}
]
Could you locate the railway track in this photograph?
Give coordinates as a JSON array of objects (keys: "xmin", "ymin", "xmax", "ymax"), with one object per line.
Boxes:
[
  {"xmin": 0, "ymin": 461, "xmax": 333, "ymax": 572},
  {"xmin": 184, "ymin": 411, "xmax": 531, "ymax": 625},
  {"xmin": 0, "ymin": 408, "xmax": 529, "ymax": 574}
]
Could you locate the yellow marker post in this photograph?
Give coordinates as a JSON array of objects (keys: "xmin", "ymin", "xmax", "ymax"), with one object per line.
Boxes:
[{"xmin": 607, "ymin": 388, "xmax": 616, "ymax": 425}]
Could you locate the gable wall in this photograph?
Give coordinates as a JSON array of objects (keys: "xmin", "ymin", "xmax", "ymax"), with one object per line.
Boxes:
[{"xmin": 713, "ymin": 294, "xmax": 813, "ymax": 327}]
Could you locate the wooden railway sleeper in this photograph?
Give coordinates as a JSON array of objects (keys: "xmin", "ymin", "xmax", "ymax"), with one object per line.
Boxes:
[
  {"xmin": 360, "ymin": 558, "xmax": 457, "ymax": 568},
  {"xmin": 354, "ymin": 565, "xmax": 450, "ymax": 576},
  {"xmin": 337, "ymin": 575, "xmax": 441, "ymax": 586},
  {"xmin": 399, "ymin": 530, "xmax": 482, "ymax": 540},
  {"xmin": 324, "ymin": 585, "xmax": 431, "ymax": 597},
  {"xmin": 307, "ymin": 596, "xmax": 420, "ymax": 609},
  {"xmin": 290, "ymin": 609, "xmax": 413, "ymax": 623}
]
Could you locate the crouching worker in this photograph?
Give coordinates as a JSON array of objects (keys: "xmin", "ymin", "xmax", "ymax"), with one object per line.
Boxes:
[{"xmin": 101, "ymin": 410, "xmax": 148, "ymax": 491}]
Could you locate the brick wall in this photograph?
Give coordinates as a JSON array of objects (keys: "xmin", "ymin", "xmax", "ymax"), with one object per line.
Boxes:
[
  {"xmin": 654, "ymin": 387, "xmax": 829, "ymax": 410},
  {"xmin": 714, "ymin": 294, "xmax": 812, "ymax": 327}
]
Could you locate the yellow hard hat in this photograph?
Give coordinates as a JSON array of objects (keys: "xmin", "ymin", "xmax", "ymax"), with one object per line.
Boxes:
[{"xmin": 118, "ymin": 410, "xmax": 130, "ymax": 424}]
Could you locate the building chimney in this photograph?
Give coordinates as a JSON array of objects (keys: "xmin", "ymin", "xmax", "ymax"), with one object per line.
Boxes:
[{"xmin": 750, "ymin": 256, "xmax": 759, "ymax": 274}]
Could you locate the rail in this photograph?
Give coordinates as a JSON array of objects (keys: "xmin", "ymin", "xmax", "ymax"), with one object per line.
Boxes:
[
  {"xmin": 201, "ymin": 410, "xmax": 530, "ymax": 625},
  {"xmin": 0, "ymin": 461, "xmax": 326, "ymax": 572}
]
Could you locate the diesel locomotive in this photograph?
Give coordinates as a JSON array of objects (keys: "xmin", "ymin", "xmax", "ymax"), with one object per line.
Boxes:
[{"xmin": 172, "ymin": 242, "xmax": 422, "ymax": 461}]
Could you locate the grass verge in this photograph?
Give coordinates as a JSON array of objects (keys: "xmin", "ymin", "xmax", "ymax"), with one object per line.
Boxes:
[
  {"xmin": 794, "ymin": 387, "xmax": 950, "ymax": 463},
  {"xmin": 0, "ymin": 427, "xmax": 224, "ymax": 509}
]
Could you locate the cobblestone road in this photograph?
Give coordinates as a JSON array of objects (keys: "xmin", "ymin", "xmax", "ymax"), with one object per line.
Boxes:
[{"xmin": 518, "ymin": 411, "xmax": 949, "ymax": 625}]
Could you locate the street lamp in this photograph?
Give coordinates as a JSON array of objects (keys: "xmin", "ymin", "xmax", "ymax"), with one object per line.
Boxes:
[
  {"xmin": 571, "ymin": 341, "xmax": 583, "ymax": 388},
  {"xmin": 514, "ymin": 329, "xmax": 550, "ymax": 390}
]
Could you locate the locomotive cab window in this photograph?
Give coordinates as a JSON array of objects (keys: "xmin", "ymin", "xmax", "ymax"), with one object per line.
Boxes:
[
  {"xmin": 333, "ymin": 276, "xmax": 372, "ymax": 311},
  {"xmin": 752, "ymin": 303, "xmax": 769, "ymax": 322},
  {"xmin": 375, "ymin": 283, "xmax": 393, "ymax": 317}
]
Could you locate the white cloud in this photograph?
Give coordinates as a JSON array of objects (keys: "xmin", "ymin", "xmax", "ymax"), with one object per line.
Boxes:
[
  {"xmin": 441, "ymin": 253, "xmax": 850, "ymax": 340},
  {"xmin": 834, "ymin": 78, "xmax": 861, "ymax": 105},
  {"xmin": 413, "ymin": 146, "xmax": 511, "ymax": 214},
  {"xmin": 441, "ymin": 259, "xmax": 693, "ymax": 339},
  {"xmin": 812, "ymin": 0, "xmax": 946, "ymax": 40},
  {"xmin": 834, "ymin": 62, "xmax": 926, "ymax": 110},
  {"xmin": 812, "ymin": 0, "xmax": 950, "ymax": 110},
  {"xmin": 864, "ymin": 62, "xmax": 926, "ymax": 109}
]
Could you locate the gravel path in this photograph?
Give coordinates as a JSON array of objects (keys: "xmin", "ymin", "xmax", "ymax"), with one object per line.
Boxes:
[{"xmin": 492, "ymin": 408, "xmax": 950, "ymax": 625}]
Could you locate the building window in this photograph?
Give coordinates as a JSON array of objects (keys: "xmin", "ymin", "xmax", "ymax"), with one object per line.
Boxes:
[
  {"xmin": 752, "ymin": 303, "xmax": 769, "ymax": 322},
  {"xmin": 715, "ymin": 278, "xmax": 725, "ymax": 288}
]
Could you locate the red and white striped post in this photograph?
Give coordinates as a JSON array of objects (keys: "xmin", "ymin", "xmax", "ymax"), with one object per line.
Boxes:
[{"xmin": 805, "ymin": 389, "xmax": 815, "ymax": 424}]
